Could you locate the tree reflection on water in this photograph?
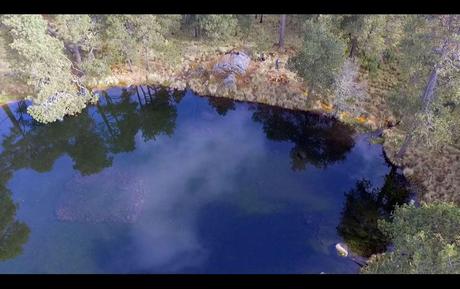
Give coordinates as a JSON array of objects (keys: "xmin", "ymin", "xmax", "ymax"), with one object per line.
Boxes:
[
  {"xmin": 252, "ymin": 105, "xmax": 355, "ymax": 171},
  {"xmin": 0, "ymin": 185, "xmax": 30, "ymax": 261},
  {"xmin": 0, "ymin": 87, "xmax": 183, "ymax": 261},
  {"xmin": 337, "ymin": 167, "xmax": 411, "ymax": 257},
  {"xmin": 0, "ymin": 86, "xmax": 183, "ymax": 184},
  {"xmin": 0, "ymin": 88, "xmax": 397, "ymax": 265}
]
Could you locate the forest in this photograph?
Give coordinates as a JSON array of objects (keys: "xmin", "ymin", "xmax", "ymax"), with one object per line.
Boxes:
[{"xmin": 0, "ymin": 14, "xmax": 460, "ymax": 274}]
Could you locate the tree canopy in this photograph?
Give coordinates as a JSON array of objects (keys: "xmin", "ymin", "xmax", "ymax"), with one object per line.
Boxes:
[
  {"xmin": 362, "ymin": 202, "xmax": 460, "ymax": 274},
  {"xmin": 288, "ymin": 19, "xmax": 346, "ymax": 94},
  {"xmin": 0, "ymin": 14, "xmax": 459, "ymax": 165}
]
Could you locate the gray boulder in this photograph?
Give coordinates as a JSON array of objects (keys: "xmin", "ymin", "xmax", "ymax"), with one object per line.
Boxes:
[
  {"xmin": 213, "ymin": 51, "xmax": 251, "ymax": 76},
  {"xmin": 223, "ymin": 74, "xmax": 237, "ymax": 90}
]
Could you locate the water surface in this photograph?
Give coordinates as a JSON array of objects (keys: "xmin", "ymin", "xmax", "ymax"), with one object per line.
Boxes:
[{"xmin": 0, "ymin": 87, "xmax": 407, "ymax": 273}]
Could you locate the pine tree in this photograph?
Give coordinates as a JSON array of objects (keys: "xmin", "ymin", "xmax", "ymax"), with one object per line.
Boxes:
[
  {"xmin": 1, "ymin": 15, "xmax": 97, "ymax": 123},
  {"xmin": 391, "ymin": 15, "xmax": 460, "ymax": 158},
  {"xmin": 288, "ymin": 19, "xmax": 346, "ymax": 95}
]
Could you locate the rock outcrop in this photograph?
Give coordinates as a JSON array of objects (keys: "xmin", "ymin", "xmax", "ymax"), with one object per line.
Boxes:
[{"xmin": 213, "ymin": 51, "xmax": 251, "ymax": 77}]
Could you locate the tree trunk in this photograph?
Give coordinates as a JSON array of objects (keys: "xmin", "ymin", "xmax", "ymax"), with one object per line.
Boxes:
[
  {"xmin": 127, "ymin": 58, "xmax": 133, "ymax": 72},
  {"xmin": 2, "ymin": 104, "xmax": 23, "ymax": 135},
  {"xmin": 279, "ymin": 15, "xmax": 286, "ymax": 50},
  {"xmin": 144, "ymin": 46, "xmax": 150, "ymax": 73},
  {"xmin": 349, "ymin": 35, "xmax": 358, "ymax": 58},
  {"xmin": 397, "ymin": 33, "xmax": 451, "ymax": 159},
  {"xmin": 421, "ymin": 67, "xmax": 438, "ymax": 111},
  {"xmin": 260, "ymin": 14, "xmax": 263, "ymax": 23},
  {"xmin": 194, "ymin": 25, "xmax": 199, "ymax": 38},
  {"xmin": 73, "ymin": 44, "xmax": 82, "ymax": 67},
  {"xmin": 396, "ymin": 132, "xmax": 413, "ymax": 160}
]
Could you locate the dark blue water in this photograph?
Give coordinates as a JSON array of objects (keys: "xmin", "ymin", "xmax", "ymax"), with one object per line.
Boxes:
[{"xmin": 0, "ymin": 86, "xmax": 405, "ymax": 273}]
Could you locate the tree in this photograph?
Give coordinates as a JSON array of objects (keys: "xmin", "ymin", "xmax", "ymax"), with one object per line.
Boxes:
[
  {"xmin": 49, "ymin": 14, "xmax": 113, "ymax": 80},
  {"xmin": 339, "ymin": 15, "xmax": 368, "ymax": 59},
  {"xmin": 362, "ymin": 203, "xmax": 460, "ymax": 274},
  {"xmin": 155, "ymin": 14, "xmax": 181, "ymax": 37},
  {"xmin": 288, "ymin": 19, "xmax": 346, "ymax": 95},
  {"xmin": 180, "ymin": 14, "xmax": 198, "ymax": 37},
  {"xmin": 195, "ymin": 15, "xmax": 238, "ymax": 40},
  {"xmin": 235, "ymin": 14, "xmax": 252, "ymax": 37},
  {"xmin": 1, "ymin": 15, "xmax": 97, "ymax": 123},
  {"xmin": 278, "ymin": 15, "xmax": 286, "ymax": 49},
  {"xmin": 132, "ymin": 15, "xmax": 162, "ymax": 73},
  {"xmin": 391, "ymin": 15, "xmax": 460, "ymax": 159},
  {"xmin": 102, "ymin": 15, "xmax": 176, "ymax": 73},
  {"xmin": 50, "ymin": 15, "xmax": 94, "ymax": 68},
  {"xmin": 333, "ymin": 15, "xmax": 403, "ymax": 73},
  {"xmin": 103, "ymin": 15, "xmax": 143, "ymax": 72}
]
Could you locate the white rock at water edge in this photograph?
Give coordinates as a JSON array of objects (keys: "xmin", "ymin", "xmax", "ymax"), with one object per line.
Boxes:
[{"xmin": 335, "ymin": 243, "xmax": 349, "ymax": 257}]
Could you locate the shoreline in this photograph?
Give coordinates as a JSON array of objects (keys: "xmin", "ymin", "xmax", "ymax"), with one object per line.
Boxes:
[
  {"xmin": 0, "ymin": 73, "xmax": 435, "ymax": 274},
  {"xmin": 2, "ymin": 43, "xmax": 458, "ymax": 206}
]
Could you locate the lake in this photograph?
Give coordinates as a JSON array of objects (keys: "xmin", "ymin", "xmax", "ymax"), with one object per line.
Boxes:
[{"xmin": 0, "ymin": 86, "xmax": 409, "ymax": 273}]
